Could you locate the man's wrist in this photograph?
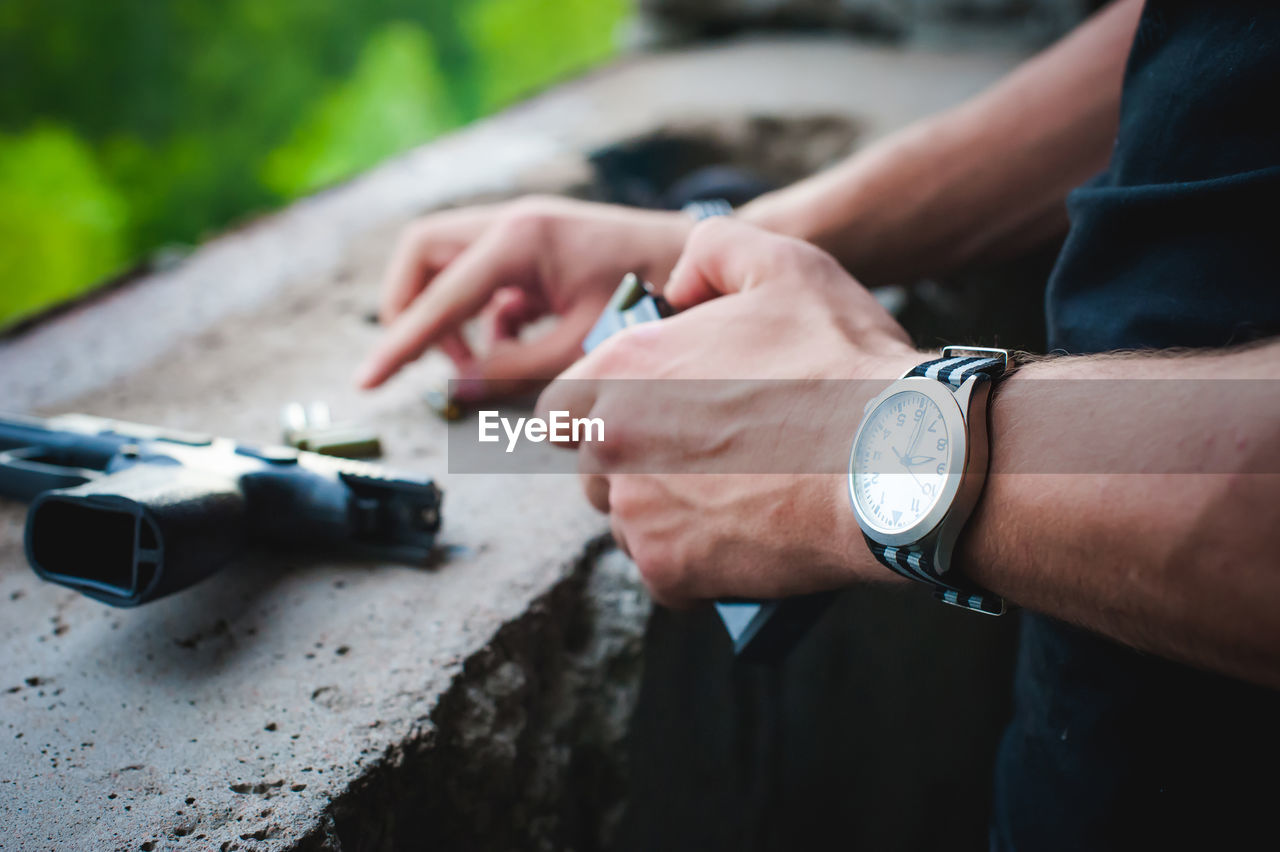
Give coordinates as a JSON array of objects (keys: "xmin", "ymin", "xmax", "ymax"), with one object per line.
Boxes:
[
  {"xmin": 736, "ymin": 189, "xmax": 817, "ymax": 243},
  {"xmin": 735, "ymin": 156, "xmax": 902, "ymax": 282}
]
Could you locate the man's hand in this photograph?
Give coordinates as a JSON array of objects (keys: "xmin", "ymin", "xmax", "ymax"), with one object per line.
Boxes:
[
  {"xmin": 538, "ymin": 219, "xmax": 918, "ymax": 607},
  {"xmin": 357, "ymin": 196, "xmax": 694, "ymax": 396}
]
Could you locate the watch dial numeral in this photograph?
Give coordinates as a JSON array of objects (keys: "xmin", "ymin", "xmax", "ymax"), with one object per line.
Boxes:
[{"xmin": 853, "ymin": 389, "xmax": 952, "ymax": 533}]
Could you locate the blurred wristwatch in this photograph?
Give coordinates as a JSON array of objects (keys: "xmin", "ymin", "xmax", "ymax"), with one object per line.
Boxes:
[{"xmin": 681, "ymin": 198, "xmax": 733, "ymax": 221}]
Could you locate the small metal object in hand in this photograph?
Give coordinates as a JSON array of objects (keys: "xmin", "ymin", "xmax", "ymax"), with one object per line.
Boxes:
[
  {"xmin": 582, "ymin": 273, "xmax": 835, "ymax": 663},
  {"xmin": 582, "ymin": 273, "xmax": 674, "ymax": 352}
]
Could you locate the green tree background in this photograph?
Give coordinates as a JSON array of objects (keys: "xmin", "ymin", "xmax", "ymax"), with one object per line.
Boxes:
[{"xmin": 0, "ymin": 0, "xmax": 629, "ymax": 330}]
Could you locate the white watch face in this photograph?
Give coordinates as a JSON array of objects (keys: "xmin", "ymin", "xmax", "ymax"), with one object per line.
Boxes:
[{"xmin": 852, "ymin": 389, "xmax": 952, "ymax": 534}]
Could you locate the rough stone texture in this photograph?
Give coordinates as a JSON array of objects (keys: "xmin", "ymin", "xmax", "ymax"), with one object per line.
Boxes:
[
  {"xmin": 0, "ymin": 37, "xmax": 1023, "ymax": 851},
  {"xmin": 306, "ymin": 547, "xmax": 650, "ymax": 852}
]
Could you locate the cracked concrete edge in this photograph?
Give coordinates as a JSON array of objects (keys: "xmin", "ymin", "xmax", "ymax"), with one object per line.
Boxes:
[{"xmin": 280, "ymin": 538, "xmax": 651, "ymax": 852}]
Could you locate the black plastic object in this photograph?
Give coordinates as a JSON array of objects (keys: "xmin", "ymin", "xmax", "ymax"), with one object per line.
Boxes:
[
  {"xmin": 588, "ymin": 136, "xmax": 774, "ymax": 211},
  {"xmin": 0, "ymin": 412, "xmax": 442, "ymax": 607},
  {"xmin": 583, "ymin": 275, "xmax": 837, "ymax": 662}
]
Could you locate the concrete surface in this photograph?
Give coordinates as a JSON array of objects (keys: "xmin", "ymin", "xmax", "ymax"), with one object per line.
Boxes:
[{"xmin": 0, "ymin": 36, "xmax": 1022, "ymax": 851}]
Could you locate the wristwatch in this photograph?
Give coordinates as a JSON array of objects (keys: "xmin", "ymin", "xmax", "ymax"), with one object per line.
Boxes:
[
  {"xmin": 848, "ymin": 346, "xmax": 1011, "ymax": 615},
  {"xmin": 681, "ymin": 198, "xmax": 734, "ymax": 221}
]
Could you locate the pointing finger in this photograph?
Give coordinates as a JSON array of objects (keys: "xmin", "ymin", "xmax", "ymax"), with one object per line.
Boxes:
[
  {"xmin": 358, "ymin": 228, "xmax": 534, "ymax": 389},
  {"xmin": 378, "ymin": 207, "xmax": 496, "ymax": 325}
]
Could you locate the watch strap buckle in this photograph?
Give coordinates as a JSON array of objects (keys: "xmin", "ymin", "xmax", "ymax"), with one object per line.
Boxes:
[
  {"xmin": 941, "ymin": 345, "xmax": 1011, "ymax": 374},
  {"xmin": 933, "ymin": 587, "xmax": 1006, "ymax": 616}
]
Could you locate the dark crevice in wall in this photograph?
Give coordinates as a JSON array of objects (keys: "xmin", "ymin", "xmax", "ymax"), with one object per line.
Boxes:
[{"xmin": 298, "ymin": 536, "xmax": 649, "ymax": 852}]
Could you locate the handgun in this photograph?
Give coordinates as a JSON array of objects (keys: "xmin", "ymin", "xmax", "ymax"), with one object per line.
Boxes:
[
  {"xmin": 0, "ymin": 412, "xmax": 442, "ymax": 607},
  {"xmin": 584, "ymin": 274, "xmax": 836, "ymax": 662}
]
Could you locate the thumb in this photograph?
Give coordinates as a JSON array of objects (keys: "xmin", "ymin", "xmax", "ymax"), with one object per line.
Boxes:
[{"xmin": 665, "ymin": 218, "xmax": 797, "ymax": 310}]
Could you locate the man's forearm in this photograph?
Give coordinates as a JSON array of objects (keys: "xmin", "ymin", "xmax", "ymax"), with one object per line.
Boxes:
[
  {"xmin": 958, "ymin": 342, "xmax": 1280, "ymax": 687},
  {"xmin": 740, "ymin": 0, "xmax": 1143, "ymax": 285}
]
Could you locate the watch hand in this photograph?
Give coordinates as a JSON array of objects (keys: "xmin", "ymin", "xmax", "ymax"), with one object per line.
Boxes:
[
  {"xmin": 905, "ymin": 413, "xmax": 927, "ymax": 458},
  {"xmin": 891, "ymin": 446, "xmax": 924, "ymax": 489},
  {"xmin": 904, "ymin": 455, "xmax": 937, "ymax": 466}
]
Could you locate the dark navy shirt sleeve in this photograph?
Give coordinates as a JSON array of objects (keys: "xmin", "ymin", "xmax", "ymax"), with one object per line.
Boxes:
[{"xmin": 996, "ymin": 3, "xmax": 1280, "ymax": 850}]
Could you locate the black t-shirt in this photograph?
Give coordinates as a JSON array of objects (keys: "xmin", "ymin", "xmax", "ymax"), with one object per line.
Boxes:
[{"xmin": 993, "ymin": 3, "xmax": 1280, "ymax": 849}]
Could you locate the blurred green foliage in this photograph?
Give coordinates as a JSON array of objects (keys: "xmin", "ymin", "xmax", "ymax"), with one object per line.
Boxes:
[{"xmin": 0, "ymin": 0, "xmax": 628, "ymax": 330}]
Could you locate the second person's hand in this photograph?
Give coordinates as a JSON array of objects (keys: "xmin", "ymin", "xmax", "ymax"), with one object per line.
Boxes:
[{"xmin": 356, "ymin": 195, "xmax": 695, "ymax": 397}]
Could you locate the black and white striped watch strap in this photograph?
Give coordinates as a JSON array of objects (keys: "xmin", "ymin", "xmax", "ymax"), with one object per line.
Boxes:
[
  {"xmin": 907, "ymin": 354, "xmax": 1005, "ymax": 389},
  {"xmin": 866, "ymin": 539, "xmax": 1005, "ymax": 616}
]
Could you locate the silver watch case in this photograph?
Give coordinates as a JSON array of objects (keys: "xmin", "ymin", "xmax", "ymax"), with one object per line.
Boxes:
[{"xmin": 847, "ymin": 373, "xmax": 992, "ymax": 578}]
